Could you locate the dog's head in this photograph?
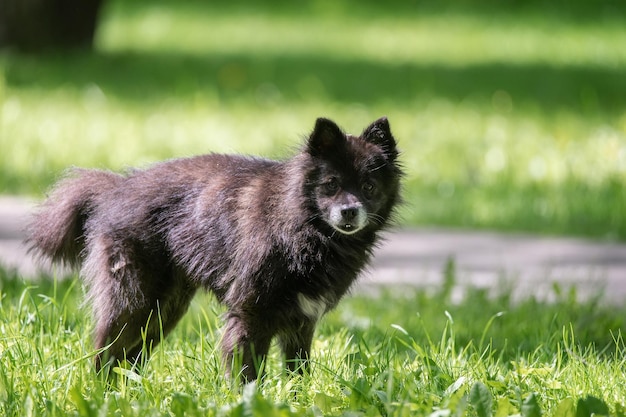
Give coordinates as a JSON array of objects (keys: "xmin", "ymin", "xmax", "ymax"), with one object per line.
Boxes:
[{"xmin": 305, "ymin": 117, "xmax": 402, "ymax": 236}]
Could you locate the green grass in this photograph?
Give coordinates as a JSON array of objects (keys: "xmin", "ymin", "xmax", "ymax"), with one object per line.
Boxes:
[
  {"xmin": 1, "ymin": 0, "xmax": 626, "ymax": 238},
  {"xmin": 1, "ymin": 264, "xmax": 625, "ymax": 416}
]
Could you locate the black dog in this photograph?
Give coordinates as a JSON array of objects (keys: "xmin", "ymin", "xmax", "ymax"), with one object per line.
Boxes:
[{"xmin": 27, "ymin": 117, "xmax": 402, "ymax": 381}]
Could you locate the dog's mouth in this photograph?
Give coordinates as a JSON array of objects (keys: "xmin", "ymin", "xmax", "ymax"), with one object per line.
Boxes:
[
  {"xmin": 332, "ymin": 221, "xmax": 365, "ymax": 235},
  {"xmin": 339, "ymin": 223, "xmax": 357, "ymax": 233}
]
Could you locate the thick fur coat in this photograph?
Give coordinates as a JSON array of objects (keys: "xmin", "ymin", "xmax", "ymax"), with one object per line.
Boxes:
[{"xmin": 27, "ymin": 117, "xmax": 402, "ymax": 381}]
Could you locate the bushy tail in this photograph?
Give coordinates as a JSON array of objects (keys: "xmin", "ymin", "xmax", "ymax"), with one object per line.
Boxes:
[{"xmin": 27, "ymin": 169, "xmax": 122, "ymax": 268}]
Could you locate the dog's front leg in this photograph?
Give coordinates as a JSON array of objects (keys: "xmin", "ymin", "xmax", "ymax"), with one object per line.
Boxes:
[
  {"xmin": 279, "ymin": 320, "xmax": 315, "ymax": 376},
  {"xmin": 221, "ymin": 313, "xmax": 271, "ymax": 382}
]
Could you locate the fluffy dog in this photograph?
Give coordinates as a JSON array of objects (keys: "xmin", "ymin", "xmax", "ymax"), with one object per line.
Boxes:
[{"xmin": 27, "ymin": 117, "xmax": 402, "ymax": 381}]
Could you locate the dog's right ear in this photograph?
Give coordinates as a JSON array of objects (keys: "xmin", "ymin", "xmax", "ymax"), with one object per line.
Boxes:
[
  {"xmin": 307, "ymin": 118, "xmax": 346, "ymax": 157},
  {"xmin": 362, "ymin": 117, "xmax": 398, "ymax": 162}
]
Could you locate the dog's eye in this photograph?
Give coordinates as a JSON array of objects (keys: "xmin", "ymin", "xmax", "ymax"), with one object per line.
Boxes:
[
  {"xmin": 324, "ymin": 178, "xmax": 339, "ymax": 193},
  {"xmin": 362, "ymin": 181, "xmax": 376, "ymax": 197}
]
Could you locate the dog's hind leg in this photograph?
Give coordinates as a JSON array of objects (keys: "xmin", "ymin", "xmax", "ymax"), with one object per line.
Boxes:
[
  {"xmin": 92, "ymin": 280, "xmax": 196, "ymax": 371},
  {"xmin": 84, "ymin": 236, "xmax": 196, "ymax": 371},
  {"xmin": 121, "ymin": 270, "xmax": 197, "ymax": 367},
  {"xmin": 93, "ymin": 305, "xmax": 151, "ymax": 371}
]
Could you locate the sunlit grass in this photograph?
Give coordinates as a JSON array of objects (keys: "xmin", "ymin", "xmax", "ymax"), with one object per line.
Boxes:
[{"xmin": 1, "ymin": 266, "xmax": 624, "ymax": 416}]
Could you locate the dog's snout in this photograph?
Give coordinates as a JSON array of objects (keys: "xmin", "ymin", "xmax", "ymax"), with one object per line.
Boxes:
[
  {"xmin": 341, "ymin": 206, "xmax": 359, "ymax": 221},
  {"xmin": 328, "ymin": 202, "xmax": 367, "ymax": 235}
]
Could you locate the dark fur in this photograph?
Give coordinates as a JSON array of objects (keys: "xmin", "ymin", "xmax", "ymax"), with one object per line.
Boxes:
[{"xmin": 27, "ymin": 117, "xmax": 402, "ymax": 381}]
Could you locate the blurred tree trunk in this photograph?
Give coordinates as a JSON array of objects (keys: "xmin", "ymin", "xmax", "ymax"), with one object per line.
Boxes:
[{"xmin": 0, "ymin": 0, "xmax": 104, "ymax": 51}]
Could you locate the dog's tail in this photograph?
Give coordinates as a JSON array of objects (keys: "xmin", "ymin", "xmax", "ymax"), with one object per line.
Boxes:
[{"xmin": 27, "ymin": 169, "xmax": 123, "ymax": 268}]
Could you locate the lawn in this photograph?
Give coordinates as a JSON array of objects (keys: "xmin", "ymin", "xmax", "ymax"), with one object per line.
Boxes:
[
  {"xmin": 1, "ymin": 1, "xmax": 626, "ymax": 416},
  {"xmin": 1, "ymin": 0, "xmax": 625, "ymax": 238},
  {"xmin": 0, "ymin": 265, "xmax": 624, "ymax": 416}
]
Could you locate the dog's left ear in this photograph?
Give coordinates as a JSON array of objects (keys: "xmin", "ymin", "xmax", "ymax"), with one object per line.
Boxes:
[{"xmin": 362, "ymin": 117, "xmax": 398, "ymax": 161}]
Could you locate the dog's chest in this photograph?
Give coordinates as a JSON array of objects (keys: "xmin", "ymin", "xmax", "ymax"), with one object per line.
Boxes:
[{"xmin": 297, "ymin": 293, "xmax": 329, "ymax": 320}]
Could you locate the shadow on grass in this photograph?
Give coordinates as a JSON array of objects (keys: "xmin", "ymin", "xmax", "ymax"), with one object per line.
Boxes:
[
  {"xmin": 110, "ymin": 0, "xmax": 626, "ymax": 25},
  {"xmin": 4, "ymin": 49, "xmax": 626, "ymax": 116}
]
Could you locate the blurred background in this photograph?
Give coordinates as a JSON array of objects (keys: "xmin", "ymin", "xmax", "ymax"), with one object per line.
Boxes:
[{"xmin": 1, "ymin": 0, "xmax": 625, "ymax": 239}]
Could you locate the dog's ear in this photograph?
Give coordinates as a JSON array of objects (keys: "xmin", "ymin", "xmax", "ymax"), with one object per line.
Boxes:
[
  {"xmin": 307, "ymin": 118, "xmax": 346, "ymax": 157},
  {"xmin": 362, "ymin": 117, "xmax": 398, "ymax": 161}
]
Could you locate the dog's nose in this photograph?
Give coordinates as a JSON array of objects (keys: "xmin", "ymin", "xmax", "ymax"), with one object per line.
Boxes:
[{"xmin": 341, "ymin": 206, "xmax": 359, "ymax": 221}]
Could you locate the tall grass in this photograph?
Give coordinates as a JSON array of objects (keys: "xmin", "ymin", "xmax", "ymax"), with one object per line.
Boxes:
[
  {"xmin": 0, "ymin": 264, "xmax": 624, "ymax": 416},
  {"xmin": 1, "ymin": 0, "xmax": 625, "ymax": 238}
]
